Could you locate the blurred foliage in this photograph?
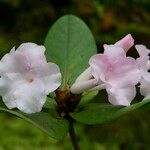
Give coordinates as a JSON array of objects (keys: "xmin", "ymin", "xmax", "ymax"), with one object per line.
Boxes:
[
  {"xmin": 0, "ymin": 0, "xmax": 149, "ymax": 56},
  {"xmin": 0, "ymin": 0, "xmax": 150, "ymax": 149},
  {"xmin": 0, "ymin": 109, "xmax": 150, "ymax": 150}
]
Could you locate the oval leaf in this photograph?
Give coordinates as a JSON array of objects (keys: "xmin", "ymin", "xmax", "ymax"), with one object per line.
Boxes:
[
  {"xmin": 71, "ymin": 99, "xmax": 150, "ymax": 124},
  {"xmin": 0, "ymin": 101, "xmax": 69, "ymax": 140},
  {"xmin": 44, "ymin": 15, "xmax": 97, "ymax": 89}
]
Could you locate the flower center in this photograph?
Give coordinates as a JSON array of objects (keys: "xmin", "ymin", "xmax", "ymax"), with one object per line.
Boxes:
[
  {"xmin": 26, "ymin": 75, "xmax": 34, "ymax": 83},
  {"xmin": 107, "ymin": 65, "xmax": 114, "ymax": 72}
]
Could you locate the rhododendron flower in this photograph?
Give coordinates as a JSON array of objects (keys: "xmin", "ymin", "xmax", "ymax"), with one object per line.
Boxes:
[
  {"xmin": 136, "ymin": 45, "xmax": 150, "ymax": 99},
  {"xmin": 71, "ymin": 34, "xmax": 141, "ymax": 106},
  {"xmin": 0, "ymin": 43, "xmax": 61, "ymax": 113},
  {"xmin": 115, "ymin": 34, "xmax": 134, "ymax": 52}
]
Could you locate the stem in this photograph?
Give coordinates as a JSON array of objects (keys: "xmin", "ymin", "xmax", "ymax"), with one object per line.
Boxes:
[{"xmin": 69, "ymin": 119, "xmax": 80, "ymax": 150}]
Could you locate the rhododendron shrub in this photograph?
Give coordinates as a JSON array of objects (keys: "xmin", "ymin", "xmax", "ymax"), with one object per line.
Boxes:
[{"xmin": 0, "ymin": 15, "xmax": 149, "ymax": 150}]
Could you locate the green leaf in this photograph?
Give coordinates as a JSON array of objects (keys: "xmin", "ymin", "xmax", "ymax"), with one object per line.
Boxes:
[
  {"xmin": 79, "ymin": 91, "xmax": 98, "ymax": 106},
  {"xmin": 0, "ymin": 101, "xmax": 69, "ymax": 140},
  {"xmin": 71, "ymin": 99, "xmax": 150, "ymax": 125},
  {"xmin": 43, "ymin": 97, "xmax": 56, "ymax": 109},
  {"xmin": 44, "ymin": 15, "xmax": 97, "ymax": 89}
]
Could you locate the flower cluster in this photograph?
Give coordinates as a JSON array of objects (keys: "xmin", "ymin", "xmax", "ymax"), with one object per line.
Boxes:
[
  {"xmin": 0, "ymin": 35, "xmax": 149, "ymax": 113},
  {"xmin": 71, "ymin": 34, "xmax": 150, "ymax": 106}
]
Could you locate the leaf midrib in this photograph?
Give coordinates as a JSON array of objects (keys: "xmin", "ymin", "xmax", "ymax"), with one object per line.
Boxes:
[{"xmin": 63, "ymin": 15, "xmax": 71, "ymax": 89}]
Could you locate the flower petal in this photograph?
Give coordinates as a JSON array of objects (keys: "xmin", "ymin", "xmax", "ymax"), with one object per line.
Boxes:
[
  {"xmin": 106, "ymin": 85, "xmax": 136, "ymax": 106},
  {"xmin": 115, "ymin": 34, "xmax": 134, "ymax": 52},
  {"xmin": 42, "ymin": 63, "xmax": 61, "ymax": 94},
  {"xmin": 89, "ymin": 54, "xmax": 109, "ymax": 83},
  {"xmin": 27, "ymin": 62, "xmax": 61, "ymax": 94},
  {"xmin": 0, "ymin": 49, "xmax": 29, "ymax": 74},
  {"xmin": 103, "ymin": 44, "xmax": 126, "ymax": 60},
  {"xmin": 0, "ymin": 47, "xmax": 16, "ymax": 73},
  {"xmin": 17, "ymin": 43, "xmax": 46, "ymax": 61},
  {"xmin": 135, "ymin": 45, "xmax": 150, "ymax": 57},
  {"xmin": 108, "ymin": 57, "xmax": 141, "ymax": 88},
  {"xmin": 3, "ymin": 79, "xmax": 46, "ymax": 113},
  {"xmin": 135, "ymin": 45, "xmax": 150, "ymax": 81},
  {"xmin": 1, "ymin": 77, "xmax": 26, "ymax": 109},
  {"xmin": 140, "ymin": 78, "xmax": 150, "ymax": 99}
]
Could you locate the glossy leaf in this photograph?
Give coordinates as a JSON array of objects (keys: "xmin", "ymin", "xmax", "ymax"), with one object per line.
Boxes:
[
  {"xmin": 44, "ymin": 15, "xmax": 97, "ymax": 89},
  {"xmin": 79, "ymin": 91, "xmax": 98, "ymax": 106},
  {"xmin": 71, "ymin": 99, "xmax": 150, "ymax": 125},
  {"xmin": 0, "ymin": 100, "xmax": 68, "ymax": 140}
]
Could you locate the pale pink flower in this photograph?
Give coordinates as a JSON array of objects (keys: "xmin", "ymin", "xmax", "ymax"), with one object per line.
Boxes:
[
  {"xmin": 71, "ymin": 34, "xmax": 140, "ymax": 106},
  {"xmin": 135, "ymin": 45, "xmax": 150, "ymax": 99},
  {"xmin": 115, "ymin": 34, "xmax": 134, "ymax": 52},
  {"xmin": 0, "ymin": 43, "xmax": 61, "ymax": 113}
]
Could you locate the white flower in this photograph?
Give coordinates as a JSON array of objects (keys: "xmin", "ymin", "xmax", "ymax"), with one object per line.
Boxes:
[{"xmin": 0, "ymin": 43, "xmax": 61, "ymax": 113}]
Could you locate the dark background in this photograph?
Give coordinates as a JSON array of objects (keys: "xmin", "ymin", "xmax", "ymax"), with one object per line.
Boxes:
[{"xmin": 0, "ymin": 0, "xmax": 149, "ymax": 149}]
